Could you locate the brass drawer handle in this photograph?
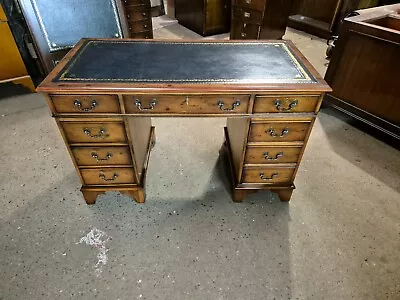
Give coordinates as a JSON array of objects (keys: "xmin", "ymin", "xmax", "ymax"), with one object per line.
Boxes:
[
  {"xmin": 267, "ymin": 128, "xmax": 289, "ymax": 138},
  {"xmin": 217, "ymin": 100, "xmax": 241, "ymax": 111},
  {"xmin": 83, "ymin": 128, "xmax": 109, "ymax": 139},
  {"xmin": 244, "ymin": 0, "xmax": 252, "ymax": 4},
  {"xmin": 263, "ymin": 152, "xmax": 283, "ymax": 161},
  {"xmin": 274, "ymin": 99, "xmax": 298, "ymax": 112},
  {"xmin": 99, "ymin": 172, "xmax": 118, "ymax": 182},
  {"xmin": 91, "ymin": 152, "xmax": 112, "ymax": 162},
  {"xmin": 74, "ymin": 99, "xmax": 98, "ymax": 112},
  {"xmin": 135, "ymin": 99, "xmax": 157, "ymax": 111},
  {"xmin": 244, "ymin": 12, "xmax": 251, "ymax": 18},
  {"xmin": 259, "ymin": 172, "xmax": 278, "ymax": 181}
]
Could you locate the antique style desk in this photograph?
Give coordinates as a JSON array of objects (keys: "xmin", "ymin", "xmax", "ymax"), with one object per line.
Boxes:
[{"xmin": 37, "ymin": 39, "xmax": 331, "ymax": 204}]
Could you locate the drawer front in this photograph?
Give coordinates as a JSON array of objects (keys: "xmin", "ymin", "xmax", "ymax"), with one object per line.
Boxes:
[
  {"xmin": 249, "ymin": 121, "xmax": 311, "ymax": 142},
  {"xmin": 123, "ymin": 95, "xmax": 250, "ymax": 114},
  {"xmin": 50, "ymin": 95, "xmax": 120, "ymax": 113},
  {"xmin": 130, "ymin": 31, "xmax": 153, "ymax": 39},
  {"xmin": 245, "ymin": 146, "xmax": 302, "ymax": 164},
  {"xmin": 231, "ymin": 20, "xmax": 260, "ymax": 39},
  {"xmin": 81, "ymin": 168, "xmax": 136, "ymax": 185},
  {"xmin": 233, "ymin": 0, "xmax": 265, "ymax": 11},
  {"xmin": 61, "ymin": 122, "xmax": 127, "ymax": 143},
  {"xmin": 232, "ymin": 7, "xmax": 263, "ymax": 24},
  {"xmin": 254, "ymin": 95, "xmax": 319, "ymax": 113},
  {"xmin": 242, "ymin": 167, "xmax": 295, "ymax": 184},
  {"xmin": 123, "ymin": 0, "xmax": 150, "ymax": 6},
  {"xmin": 128, "ymin": 20, "xmax": 152, "ymax": 33},
  {"xmin": 72, "ymin": 147, "xmax": 132, "ymax": 166},
  {"xmin": 126, "ymin": 7, "xmax": 151, "ymax": 21}
]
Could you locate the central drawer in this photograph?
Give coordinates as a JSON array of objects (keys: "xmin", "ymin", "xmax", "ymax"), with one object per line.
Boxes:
[
  {"xmin": 81, "ymin": 168, "xmax": 136, "ymax": 185},
  {"xmin": 72, "ymin": 146, "xmax": 132, "ymax": 166},
  {"xmin": 61, "ymin": 122, "xmax": 127, "ymax": 144},
  {"xmin": 249, "ymin": 121, "xmax": 311, "ymax": 142},
  {"xmin": 123, "ymin": 95, "xmax": 250, "ymax": 114}
]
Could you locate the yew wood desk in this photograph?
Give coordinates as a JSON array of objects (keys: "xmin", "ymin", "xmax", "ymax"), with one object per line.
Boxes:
[{"xmin": 37, "ymin": 39, "xmax": 331, "ymax": 204}]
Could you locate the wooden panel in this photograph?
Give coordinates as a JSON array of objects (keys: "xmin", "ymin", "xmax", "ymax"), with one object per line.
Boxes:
[
  {"xmin": 81, "ymin": 167, "xmax": 136, "ymax": 185},
  {"xmin": 233, "ymin": 0, "xmax": 266, "ymax": 11},
  {"xmin": 72, "ymin": 146, "xmax": 132, "ymax": 166},
  {"xmin": 254, "ymin": 95, "xmax": 319, "ymax": 113},
  {"xmin": 258, "ymin": 0, "xmax": 293, "ymax": 39},
  {"xmin": 328, "ymin": 33, "xmax": 400, "ymax": 124},
  {"xmin": 124, "ymin": 0, "xmax": 150, "ymax": 5},
  {"xmin": 126, "ymin": 117, "xmax": 152, "ymax": 179},
  {"xmin": 50, "ymin": 95, "xmax": 120, "ymax": 113},
  {"xmin": 123, "ymin": 95, "xmax": 250, "ymax": 114},
  {"xmin": 290, "ymin": 0, "xmax": 339, "ymax": 24},
  {"xmin": 61, "ymin": 122, "xmax": 127, "ymax": 143},
  {"xmin": 245, "ymin": 146, "xmax": 302, "ymax": 164},
  {"xmin": 226, "ymin": 118, "xmax": 249, "ymax": 182},
  {"xmin": 175, "ymin": 0, "xmax": 205, "ymax": 35},
  {"xmin": 249, "ymin": 121, "xmax": 311, "ymax": 142},
  {"xmin": 242, "ymin": 167, "xmax": 295, "ymax": 184},
  {"xmin": 205, "ymin": 0, "xmax": 231, "ymax": 34}
]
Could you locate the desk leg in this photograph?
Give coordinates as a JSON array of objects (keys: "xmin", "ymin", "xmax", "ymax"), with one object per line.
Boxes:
[
  {"xmin": 276, "ymin": 188, "xmax": 294, "ymax": 202},
  {"xmin": 81, "ymin": 186, "xmax": 146, "ymax": 205}
]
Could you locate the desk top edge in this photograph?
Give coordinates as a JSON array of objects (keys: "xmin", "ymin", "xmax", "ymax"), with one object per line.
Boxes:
[{"xmin": 37, "ymin": 38, "xmax": 331, "ymax": 93}]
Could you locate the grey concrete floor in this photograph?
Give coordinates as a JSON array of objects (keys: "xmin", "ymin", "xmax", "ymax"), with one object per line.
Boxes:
[{"xmin": 1, "ymin": 17, "xmax": 400, "ymax": 300}]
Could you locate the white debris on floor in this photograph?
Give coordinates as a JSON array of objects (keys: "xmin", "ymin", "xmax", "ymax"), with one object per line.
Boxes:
[{"xmin": 76, "ymin": 228, "xmax": 111, "ymax": 276}]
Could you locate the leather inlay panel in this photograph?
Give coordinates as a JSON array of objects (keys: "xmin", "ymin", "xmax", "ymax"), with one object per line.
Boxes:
[{"xmin": 54, "ymin": 40, "xmax": 316, "ymax": 84}]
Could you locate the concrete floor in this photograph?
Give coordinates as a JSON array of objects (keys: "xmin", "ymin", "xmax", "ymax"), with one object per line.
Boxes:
[{"xmin": 0, "ymin": 17, "xmax": 399, "ymax": 300}]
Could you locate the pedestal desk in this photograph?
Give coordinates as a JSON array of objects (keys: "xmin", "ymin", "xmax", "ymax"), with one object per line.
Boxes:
[{"xmin": 37, "ymin": 39, "xmax": 331, "ymax": 204}]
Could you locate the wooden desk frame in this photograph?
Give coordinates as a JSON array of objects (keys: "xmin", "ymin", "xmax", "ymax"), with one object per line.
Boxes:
[{"xmin": 38, "ymin": 39, "xmax": 330, "ymax": 204}]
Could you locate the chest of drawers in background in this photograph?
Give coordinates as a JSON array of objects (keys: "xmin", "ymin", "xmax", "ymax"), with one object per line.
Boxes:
[
  {"xmin": 175, "ymin": 0, "xmax": 231, "ymax": 36},
  {"xmin": 230, "ymin": 0, "xmax": 293, "ymax": 39},
  {"xmin": 123, "ymin": 0, "xmax": 153, "ymax": 39}
]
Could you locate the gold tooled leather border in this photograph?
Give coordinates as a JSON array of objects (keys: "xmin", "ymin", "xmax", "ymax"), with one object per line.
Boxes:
[{"xmin": 58, "ymin": 40, "xmax": 314, "ymax": 83}]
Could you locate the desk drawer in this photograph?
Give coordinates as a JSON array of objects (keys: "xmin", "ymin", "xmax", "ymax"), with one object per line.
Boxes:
[
  {"xmin": 245, "ymin": 146, "xmax": 302, "ymax": 164},
  {"xmin": 81, "ymin": 168, "xmax": 136, "ymax": 185},
  {"xmin": 124, "ymin": 95, "xmax": 250, "ymax": 114},
  {"xmin": 232, "ymin": 7, "xmax": 263, "ymax": 24},
  {"xmin": 242, "ymin": 167, "xmax": 295, "ymax": 184},
  {"xmin": 61, "ymin": 122, "xmax": 127, "ymax": 144},
  {"xmin": 125, "ymin": 6, "xmax": 151, "ymax": 21},
  {"xmin": 249, "ymin": 121, "xmax": 311, "ymax": 142},
  {"xmin": 128, "ymin": 20, "xmax": 152, "ymax": 33},
  {"xmin": 50, "ymin": 95, "xmax": 120, "ymax": 113},
  {"xmin": 72, "ymin": 146, "xmax": 132, "ymax": 166},
  {"xmin": 254, "ymin": 95, "xmax": 319, "ymax": 113},
  {"xmin": 233, "ymin": 0, "xmax": 265, "ymax": 11}
]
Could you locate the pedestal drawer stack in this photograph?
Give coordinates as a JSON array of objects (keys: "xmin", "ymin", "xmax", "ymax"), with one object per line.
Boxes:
[
  {"xmin": 46, "ymin": 94, "xmax": 147, "ymax": 204},
  {"xmin": 227, "ymin": 94, "xmax": 322, "ymax": 201}
]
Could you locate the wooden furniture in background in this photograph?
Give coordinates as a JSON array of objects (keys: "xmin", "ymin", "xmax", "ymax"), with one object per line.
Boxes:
[
  {"xmin": 37, "ymin": 38, "xmax": 330, "ymax": 204},
  {"xmin": 17, "ymin": 0, "xmax": 153, "ymax": 75},
  {"xmin": 288, "ymin": 0, "xmax": 380, "ymax": 39},
  {"xmin": 230, "ymin": 0, "xmax": 293, "ymax": 39},
  {"xmin": 324, "ymin": 4, "xmax": 400, "ymax": 140},
  {"xmin": 123, "ymin": 0, "xmax": 154, "ymax": 38},
  {"xmin": 0, "ymin": 5, "xmax": 34, "ymax": 92},
  {"xmin": 175, "ymin": 0, "xmax": 231, "ymax": 36}
]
